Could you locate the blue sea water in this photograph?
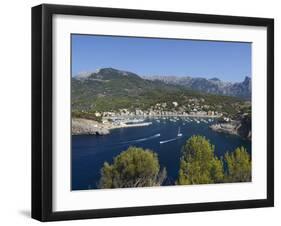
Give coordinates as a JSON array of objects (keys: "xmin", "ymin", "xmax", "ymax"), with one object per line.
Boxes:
[{"xmin": 71, "ymin": 118, "xmax": 251, "ymax": 190}]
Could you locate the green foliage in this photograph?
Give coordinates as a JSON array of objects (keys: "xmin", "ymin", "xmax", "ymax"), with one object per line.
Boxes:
[
  {"xmin": 211, "ymin": 157, "xmax": 225, "ymax": 183},
  {"xmin": 224, "ymin": 146, "xmax": 251, "ymax": 182},
  {"xmin": 177, "ymin": 135, "xmax": 224, "ymax": 185},
  {"xmin": 99, "ymin": 147, "xmax": 166, "ymax": 188}
]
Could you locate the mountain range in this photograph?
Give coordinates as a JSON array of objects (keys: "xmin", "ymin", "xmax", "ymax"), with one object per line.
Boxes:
[
  {"xmin": 72, "ymin": 68, "xmax": 247, "ymax": 115},
  {"xmin": 72, "ymin": 68, "xmax": 183, "ymax": 100},
  {"xmin": 75, "ymin": 68, "xmax": 251, "ymax": 99},
  {"xmin": 72, "ymin": 68, "xmax": 189, "ymax": 112},
  {"xmin": 142, "ymin": 75, "xmax": 251, "ymax": 99}
]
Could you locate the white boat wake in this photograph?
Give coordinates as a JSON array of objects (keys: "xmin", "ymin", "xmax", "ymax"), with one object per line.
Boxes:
[
  {"xmin": 120, "ymin": 133, "xmax": 161, "ymax": 144},
  {"xmin": 159, "ymin": 137, "xmax": 181, "ymax": 144}
]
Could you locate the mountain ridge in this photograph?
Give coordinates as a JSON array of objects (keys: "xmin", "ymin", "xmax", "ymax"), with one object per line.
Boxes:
[
  {"xmin": 142, "ymin": 74, "xmax": 251, "ymax": 99},
  {"xmin": 74, "ymin": 68, "xmax": 251, "ymax": 99}
]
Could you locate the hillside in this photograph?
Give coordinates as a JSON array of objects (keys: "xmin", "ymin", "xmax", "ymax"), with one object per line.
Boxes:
[{"xmin": 72, "ymin": 68, "xmax": 250, "ymax": 118}]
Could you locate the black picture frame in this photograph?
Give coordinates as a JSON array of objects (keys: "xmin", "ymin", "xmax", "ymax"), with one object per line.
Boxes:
[{"xmin": 32, "ymin": 3, "xmax": 274, "ymax": 222}]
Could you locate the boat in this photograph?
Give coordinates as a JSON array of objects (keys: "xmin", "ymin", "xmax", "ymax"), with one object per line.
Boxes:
[
  {"xmin": 127, "ymin": 118, "xmax": 145, "ymax": 123},
  {"xmin": 177, "ymin": 127, "xmax": 183, "ymax": 137}
]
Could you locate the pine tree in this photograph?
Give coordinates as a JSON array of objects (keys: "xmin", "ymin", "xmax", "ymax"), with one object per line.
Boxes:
[
  {"xmin": 99, "ymin": 146, "xmax": 166, "ymax": 188},
  {"xmin": 224, "ymin": 146, "xmax": 251, "ymax": 182},
  {"xmin": 177, "ymin": 135, "xmax": 224, "ymax": 185}
]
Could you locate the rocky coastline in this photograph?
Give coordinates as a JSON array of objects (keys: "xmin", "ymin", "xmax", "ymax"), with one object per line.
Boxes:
[
  {"xmin": 210, "ymin": 121, "xmax": 240, "ymax": 136},
  {"xmin": 209, "ymin": 117, "xmax": 251, "ymax": 140},
  {"xmin": 72, "ymin": 118, "xmax": 110, "ymax": 135},
  {"xmin": 72, "ymin": 118, "xmax": 152, "ymax": 135},
  {"xmin": 73, "ymin": 114, "xmax": 251, "ymax": 140}
]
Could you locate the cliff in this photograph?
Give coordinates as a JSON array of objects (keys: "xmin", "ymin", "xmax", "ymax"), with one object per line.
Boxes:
[
  {"xmin": 72, "ymin": 118, "xmax": 109, "ymax": 135},
  {"xmin": 210, "ymin": 116, "xmax": 251, "ymax": 140}
]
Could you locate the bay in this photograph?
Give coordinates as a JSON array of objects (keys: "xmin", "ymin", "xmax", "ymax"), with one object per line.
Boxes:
[{"xmin": 72, "ymin": 117, "xmax": 251, "ymax": 190}]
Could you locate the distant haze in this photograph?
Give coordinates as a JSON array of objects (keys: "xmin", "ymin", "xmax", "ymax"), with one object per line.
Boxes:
[{"xmin": 72, "ymin": 34, "xmax": 251, "ymax": 83}]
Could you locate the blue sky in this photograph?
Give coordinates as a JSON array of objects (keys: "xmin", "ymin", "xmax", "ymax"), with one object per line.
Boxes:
[{"xmin": 71, "ymin": 34, "xmax": 251, "ymax": 82}]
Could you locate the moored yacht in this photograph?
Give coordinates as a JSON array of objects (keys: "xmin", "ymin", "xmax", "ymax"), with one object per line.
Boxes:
[{"xmin": 177, "ymin": 127, "xmax": 183, "ymax": 137}]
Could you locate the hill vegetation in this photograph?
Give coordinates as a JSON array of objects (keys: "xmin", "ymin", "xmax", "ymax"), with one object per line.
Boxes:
[{"xmin": 72, "ymin": 68, "xmax": 250, "ymax": 119}]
